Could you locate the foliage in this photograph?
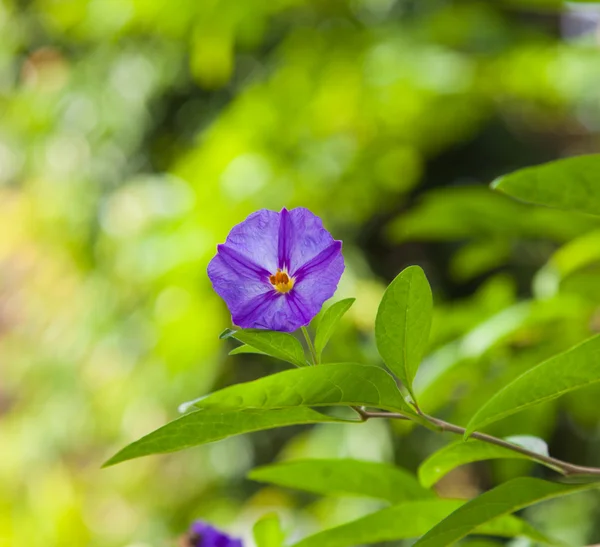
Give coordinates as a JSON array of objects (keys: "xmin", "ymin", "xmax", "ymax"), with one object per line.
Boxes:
[
  {"xmin": 109, "ymin": 159, "xmax": 600, "ymax": 544},
  {"xmin": 4, "ymin": 0, "xmax": 600, "ymax": 546}
]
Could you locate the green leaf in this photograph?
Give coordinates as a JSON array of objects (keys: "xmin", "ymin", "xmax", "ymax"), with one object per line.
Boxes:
[
  {"xmin": 413, "ymin": 477, "xmax": 595, "ymax": 547},
  {"xmin": 222, "ymin": 329, "xmax": 309, "ymax": 367},
  {"xmin": 249, "ymin": 459, "xmax": 433, "ymax": 503},
  {"xmin": 375, "ymin": 265, "xmax": 433, "ymax": 401},
  {"xmin": 418, "ymin": 437, "xmax": 553, "ymax": 488},
  {"xmin": 253, "ymin": 513, "xmax": 285, "ymax": 547},
  {"xmin": 387, "ymin": 185, "xmax": 597, "ymax": 245},
  {"xmin": 465, "ymin": 334, "xmax": 600, "ymax": 437},
  {"xmin": 193, "ymin": 363, "xmax": 417, "ymax": 416},
  {"xmin": 103, "ymin": 407, "xmax": 349, "ymax": 466},
  {"xmin": 314, "ymin": 298, "xmax": 355, "ymax": 361},
  {"xmin": 492, "ymin": 155, "xmax": 600, "ymax": 217},
  {"xmin": 290, "ymin": 499, "xmax": 553, "ymax": 547},
  {"xmin": 229, "ymin": 345, "xmax": 268, "ymax": 356}
]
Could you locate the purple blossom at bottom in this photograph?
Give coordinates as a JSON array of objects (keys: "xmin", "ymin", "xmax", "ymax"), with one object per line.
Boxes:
[
  {"xmin": 208, "ymin": 207, "xmax": 344, "ymax": 332},
  {"xmin": 182, "ymin": 521, "xmax": 243, "ymax": 547}
]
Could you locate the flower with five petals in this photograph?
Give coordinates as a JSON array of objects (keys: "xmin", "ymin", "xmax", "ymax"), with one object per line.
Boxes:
[{"xmin": 208, "ymin": 208, "xmax": 344, "ymax": 332}]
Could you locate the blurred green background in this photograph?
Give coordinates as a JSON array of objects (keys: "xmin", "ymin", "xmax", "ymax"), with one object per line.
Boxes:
[{"xmin": 3, "ymin": 0, "xmax": 600, "ymax": 545}]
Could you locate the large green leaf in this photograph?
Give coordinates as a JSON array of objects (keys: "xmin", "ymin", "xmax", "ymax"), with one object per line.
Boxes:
[
  {"xmin": 253, "ymin": 513, "xmax": 285, "ymax": 547},
  {"xmin": 375, "ymin": 265, "xmax": 433, "ymax": 401},
  {"xmin": 387, "ymin": 186, "xmax": 597, "ymax": 244},
  {"xmin": 465, "ymin": 334, "xmax": 600, "ymax": 436},
  {"xmin": 249, "ymin": 459, "xmax": 433, "ymax": 503},
  {"xmin": 418, "ymin": 436, "xmax": 554, "ymax": 488},
  {"xmin": 103, "ymin": 407, "xmax": 350, "ymax": 466},
  {"xmin": 290, "ymin": 499, "xmax": 553, "ymax": 547},
  {"xmin": 492, "ymin": 155, "xmax": 600, "ymax": 217},
  {"xmin": 413, "ymin": 477, "xmax": 594, "ymax": 547},
  {"xmin": 221, "ymin": 329, "xmax": 309, "ymax": 367},
  {"xmin": 314, "ymin": 298, "xmax": 355, "ymax": 361},
  {"xmin": 193, "ymin": 363, "xmax": 417, "ymax": 416}
]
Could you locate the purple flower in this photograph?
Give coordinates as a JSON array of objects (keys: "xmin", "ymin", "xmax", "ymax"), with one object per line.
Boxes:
[
  {"xmin": 208, "ymin": 207, "xmax": 344, "ymax": 332},
  {"xmin": 183, "ymin": 521, "xmax": 243, "ymax": 547}
]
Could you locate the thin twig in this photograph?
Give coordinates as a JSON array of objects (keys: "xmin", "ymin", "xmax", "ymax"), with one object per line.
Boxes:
[
  {"xmin": 358, "ymin": 410, "xmax": 600, "ymax": 477},
  {"xmin": 352, "ymin": 406, "xmax": 369, "ymax": 421},
  {"xmin": 350, "ymin": 406, "xmax": 412, "ymax": 422}
]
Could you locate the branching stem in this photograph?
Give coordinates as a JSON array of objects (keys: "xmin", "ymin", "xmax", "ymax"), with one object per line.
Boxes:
[
  {"xmin": 357, "ymin": 409, "xmax": 600, "ymax": 477},
  {"xmin": 299, "ymin": 328, "xmax": 600, "ymax": 477}
]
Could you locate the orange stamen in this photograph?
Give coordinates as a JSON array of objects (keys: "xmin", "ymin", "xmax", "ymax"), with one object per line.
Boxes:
[{"xmin": 269, "ymin": 268, "xmax": 294, "ymax": 293}]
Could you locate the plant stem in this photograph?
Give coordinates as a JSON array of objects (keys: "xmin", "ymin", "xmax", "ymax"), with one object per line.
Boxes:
[
  {"xmin": 295, "ymin": 327, "xmax": 598, "ymax": 477},
  {"xmin": 301, "ymin": 326, "xmax": 319, "ymax": 365},
  {"xmin": 358, "ymin": 409, "xmax": 600, "ymax": 477}
]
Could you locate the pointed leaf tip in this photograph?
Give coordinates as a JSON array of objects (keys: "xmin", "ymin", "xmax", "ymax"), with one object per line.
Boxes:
[
  {"xmin": 103, "ymin": 407, "xmax": 349, "ymax": 466},
  {"xmin": 489, "ymin": 177, "xmax": 502, "ymax": 190},
  {"xmin": 219, "ymin": 328, "xmax": 237, "ymax": 339}
]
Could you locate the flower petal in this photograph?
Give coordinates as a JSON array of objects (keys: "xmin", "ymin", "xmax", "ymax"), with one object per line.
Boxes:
[
  {"xmin": 236, "ymin": 292, "xmax": 309, "ymax": 332},
  {"xmin": 293, "ymin": 240, "xmax": 342, "ymax": 282},
  {"xmin": 217, "ymin": 244, "xmax": 271, "ymax": 280},
  {"xmin": 207, "ymin": 253, "xmax": 271, "ymax": 320},
  {"xmin": 232, "ymin": 289, "xmax": 279, "ymax": 328},
  {"xmin": 188, "ymin": 521, "xmax": 243, "ymax": 547},
  {"xmin": 223, "ymin": 209, "xmax": 280, "ymax": 273},
  {"xmin": 282, "ymin": 208, "xmax": 339, "ymax": 275},
  {"xmin": 292, "ymin": 247, "xmax": 345, "ymax": 321}
]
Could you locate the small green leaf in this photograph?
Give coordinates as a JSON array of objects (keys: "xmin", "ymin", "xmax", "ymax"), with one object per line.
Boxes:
[
  {"xmin": 465, "ymin": 334, "xmax": 600, "ymax": 436},
  {"xmin": 193, "ymin": 363, "xmax": 417, "ymax": 417},
  {"xmin": 413, "ymin": 477, "xmax": 595, "ymax": 547},
  {"xmin": 253, "ymin": 513, "xmax": 285, "ymax": 547},
  {"xmin": 103, "ymin": 408, "xmax": 349, "ymax": 466},
  {"xmin": 492, "ymin": 155, "xmax": 600, "ymax": 217},
  {"xmin": 418, "ymin": 437, "xmax": 554, "ymax": 488},
  {"xmin": 249, "ymin": 459, "xmax": 433, "ymax": 503},
  {"xmin": 229, "ymin": 345, "xmax": 267, "ymax": 356},
  {"xmin": 290, "ymin": 499, "xmax": 553, "ymax": 547},
  {"xmin": 222, "ymin": 329, "xmax": 309, "ymax": 367},
  {"xmin": 314, "ymin": 298, "xmax": 355, "ymax": 361},
  {"xmin": 375, "ymin": 265, "xmax": 433, "ymax": 401}
]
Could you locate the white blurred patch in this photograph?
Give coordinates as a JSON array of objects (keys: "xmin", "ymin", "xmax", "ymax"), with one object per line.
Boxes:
[{"xmin": 562, "ymin": 3, "xmax": 600, "ymax": 44}]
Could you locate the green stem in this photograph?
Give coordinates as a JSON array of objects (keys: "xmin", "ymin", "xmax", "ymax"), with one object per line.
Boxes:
[{"xmin": 301, "ymin": 326, "xmax": 319, "ymax": 365}]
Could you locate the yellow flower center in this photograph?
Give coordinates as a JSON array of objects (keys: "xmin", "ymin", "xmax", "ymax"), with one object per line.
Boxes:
[{"xmin": 269, "ymin": 268, "xmax": 294, "ymax": 294}]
